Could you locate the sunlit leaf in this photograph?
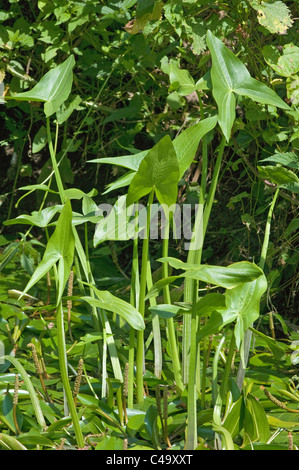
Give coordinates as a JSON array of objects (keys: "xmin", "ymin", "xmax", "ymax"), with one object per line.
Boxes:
[
  {"xmin": 250, "ymin": 0, "xmax": 293, "ymax": 35},
  {"xmin": 126, "ymin": 135, "xmax": 180, "ymax": 207},
  {"xmin": 206, "ymin": 30, "xmax": 289, "ymax": 141},
  {"xmin": 10, "ymin": 55, "xmax": 75, "ymax": 117},
  {"xmin": 20, "ymin": 199, "xmax": 75, "ymax": 305}
]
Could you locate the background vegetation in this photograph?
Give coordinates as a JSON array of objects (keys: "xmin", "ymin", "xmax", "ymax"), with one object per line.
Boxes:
[{"xmin": 0, "ymin": 0, "xmax": 298, "ymax": 450}]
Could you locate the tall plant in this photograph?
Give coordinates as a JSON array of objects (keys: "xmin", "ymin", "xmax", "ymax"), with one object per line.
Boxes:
[{"xmin": 4, "ymin": 28, "xmax": 291, "ymax": 450}]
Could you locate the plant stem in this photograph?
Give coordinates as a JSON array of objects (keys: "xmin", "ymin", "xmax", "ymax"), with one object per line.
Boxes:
[
  {"xmin": 136, "ymin": 189, "xmax": 154, "ymax": 404},
  {"xmin": 236, "ymin": 188, "xmax": 280, "ymax": 391},
  {"xmin": 56, "ymin": 302, "xmax": 85, "ymax": 448},
  {"xmin": 128, "ymin": 220, "xmax": 139, "ymax": 408},
  {"xmin": 185, "ymin": 283, "xmax": 198, "ymax": 450},
  {"xmin": 46, "ymin": 117, "xmax": 65, "ymax": 203},
  {"xmin": 162, "ymin": 216, "xmax": 183, "ymax": 392},
  {"xmin": 3, "ymin": 356, "xmax": 47, "ymax": 431},
  {"xmin": 147, "ymin": 260, "xmax": 162, "ymax": 380},
  {"xmin": 184, "ymin": 136, "xmax": 226, "ymax": 449}
]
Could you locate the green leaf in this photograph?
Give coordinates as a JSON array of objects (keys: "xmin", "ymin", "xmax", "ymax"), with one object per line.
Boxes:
[
  {"xmin": 212, "ymin": 423, "xmax": 234, "ymax": 450},
  {"xmin": 17, "ymin": 434, "xmax": 55, "ymax": 448},
  {"xmin": 91, "ymin": 116, "xmax": 217, "ymax": 182},
  {"xmin": 233, "ymin": 77, "xmax": 290, "ymax": 109},
  {"xmin": 1, "ymin": 355, "xmax": 47, "ymax": 431},
  {"xmin": 197, "ymin": 309, "xmax": 238, "ymax": 341},
  {"xmin": 0, "ymin": 433, "xmax": 28, "ymax": 450},
  {"xmin": 258, "ymin": 165, "xmax": 299, "ymax": 185},
  {"xmin": 249, "ymin": 327, "xmax": 286, "ymax": 360},
  {"xmin": 222, "ymin": 396, "xmax": 245, "ymax": 439},
  {"xmin": 147, "ymin": 260, "xmax": 264, "ymax": 299},
  {"xmin": 126, "ymin": 135, "xmax": 180, "ymax": 207},
  {"xmin": 81, "ymin": 287, "xmax": 145, "ymax": 331},
  {"xmin": 224, "ymin": 275, "xmax": 268, "ymax": 354},
  {"xmin": 263, "ymin": 44, "xmax": 299, "ymax": 78},
  {"xmin": 173, "ymin": 115, "xmax": 218, "ymax": 177},
  {"xmin": 93, "ymin": 195, "xmax": 151, "ymax": 246},
  {"xmin": 250, "ymin": 0, "xmax": 293, "ymax": 35},
  {"xmin": 20, "ymin": 199, "xmax": 75, "ymax": 305},
  {"xmin": 169, "ymin": 62, "xmax": 197, "ymax": 96},
  {"xmin": 259, "ymin": 151, "xmax": 299, "ymax": 169},
  {"xmin": 206, "ymin": 30, "xmax": 289, "ymax": 141},
  {"xmin": 11, "ymin": 55, "xmax": 75, "ymax": 117},
  {"xmin": 195, "ymin": 293, "xmax": 227, "ymax": 316},
  {"xmin": 244, "ymin": 393, "xmax": 270, "ymax": 444},
  {"xmin": 163, "ymin": 258, "xmax": 264, "ymax": 288},
  {"xmin": 149, "ymin": 303, "xmax": 188, "ymax": 319},
  {"xmin": 4, "ymin": 205, "xmax": 62, "ymax": 228},
  {"xmin": 32, "ymin": 125, "xmax": 47, "ymax": 153},
  {"xmin": 2, "ymin": 393, "xmax": 23, "ymax": 434},
  {"xmin": 126, "ymin": 413, "xmax": 146, "ymax": 438},
  {"xmin": 88, "ymin": 152, "xmax": 147, "ymax": 172},
  {"xmin": 144, "ymin": 405, "xmax": 160, "ymax": 449}
]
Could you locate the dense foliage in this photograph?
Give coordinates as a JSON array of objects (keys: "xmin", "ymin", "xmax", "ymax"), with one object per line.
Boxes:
[{"xmin": 0, "ymin": 0, "xmax": 298, "ymax": 451}]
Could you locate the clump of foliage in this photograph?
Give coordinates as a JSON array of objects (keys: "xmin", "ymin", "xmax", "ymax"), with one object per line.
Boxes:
[{"xmin": 0, "ymin": 0, "xmax": 298, "ymax": 451}]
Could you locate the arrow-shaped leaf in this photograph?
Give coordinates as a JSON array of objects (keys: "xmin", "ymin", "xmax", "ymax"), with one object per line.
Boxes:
[
  {"xmin": 20, "ymin": 199, "xmax": 75, "ymax": 305},
  {"xmin": 80, "ymin": 287, "xmax": 145, "ymax": 331},
  {"xmin": 10, "ymin": 55, "xmax": 75, "ymax": 117},
  {"xmin": 206, "ymin": 30, "xmax": 289, "ymax": 141},
  {"xmin": 126, "ymin": 135, "xmax": 180, "ymax": 207},
  {"xmin": 146, "ymin": 260, "xmax": 264, "ymax": 299}
]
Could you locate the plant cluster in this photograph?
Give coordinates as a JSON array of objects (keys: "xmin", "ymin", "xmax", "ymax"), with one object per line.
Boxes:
[{"xmin": 0, "ymin": 0, "xmax": 298, "ymax": 451}]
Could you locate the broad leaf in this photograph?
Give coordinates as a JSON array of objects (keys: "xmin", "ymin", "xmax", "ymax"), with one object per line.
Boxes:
[
  {"xmin": 197, "ymin": 309, "xmax": 238, "ymax": 341},
  {"xmin": 161, "ymin": 258, "xmax": 264, "ymax": 288},
  {"xmin": 10, "ymin": 55, "xmax": 75, "ymax": 117},
  {"xmin": 20, "ymin": 199, "xmax": 75, "ymax": 305},
  {"xmin": 93, "ymin": 195, "xmax": 160, "ymax": 246},
  {"xmin": 146, "ymin": 260, "xmax": 264, "ymax": 298},
  {"xmin": 225, "ymin": 275, "xmax": 268, "ymax": 355},
  {"xmin": 4, "ymin": 205, "xmax": 63, "ymax": 228},
  {"xmin": 88, "ymin": 152, "xmax": 147, "ymax": 172},
  {"xmin": 126, "ymin": 135, "xmax": 180, "ymax": 207},
  {"xmin": 244, "ymin": 393, "xmax": 270, "ymax": 445},
  {"xmin": 195, "ymin": 293, "xmax": 226, "ymax": 316},
  {"xmin": 206, "ymin": 30, "xmax": 289, "ymax": 141},
  {"xmin": 263, "ymin": 44, "xmax": 299, "ymax": 78},
  {"xmin": 250, "ymin": 0, "xmax": 293, "ymax": 35},
  {"xmin": 258, "ymin": 165, "xmax": 299, "ymax": 185},
  {"xmin": 90, "ymin": 116, "xmax": 217, "ymax": 189},
  {"xmin": 169, "ymin": 62, "xmax": 197, "ymax": 96},
  {"xmin": 233, "ymin": 77, "xmax": 290, "ymax": 109},
  {"xmin": 259, "ymin": 151, "xmax": 299, "ymax": 169},
  {"xmin": 148, "ymin": 303, "xmax": 188, "ymax": 319},
  {"xmin": 80, "ymin": 289, "xmax": 145, "ymax": 331},
  {"xmin": 173, "ymin": 115, "xmax": 218, "ymax": 177}
]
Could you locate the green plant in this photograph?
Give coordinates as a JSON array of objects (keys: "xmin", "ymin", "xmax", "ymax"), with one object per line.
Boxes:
[{"xmin": 0, "ymin": 0, "xmax": 298, "ymax": 452}]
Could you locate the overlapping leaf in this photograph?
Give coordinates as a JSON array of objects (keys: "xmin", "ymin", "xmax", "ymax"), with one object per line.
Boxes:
[{"xmin": 126, "ymin": 135, "xmax": 180, "ymax": 207}]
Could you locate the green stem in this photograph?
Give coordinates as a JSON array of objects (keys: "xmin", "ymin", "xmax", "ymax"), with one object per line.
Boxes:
[
  {"xmin": 128, "ymin": 220, "xmax": 139, "ymax": 408},
  {"xmin": 136, "ymin": 189, "xmax": 154, "ymax": 404},
  {"xmin": 185, "ymin": 136, "xmax": 227, "ymax": 449},
  {"xmin": 162, "ymin": 217, "xmax": 183, "ymax": 392},
  {"xmin": 3, "ymin": 355, "xmax": 47, "ymax": 431},
  {"xmin": 147, "ymin": 260, "xmax": 162, "ymax": 380},
  {"xmin": 46, "ymin": 117, "xmax": 65, "ymax": 203},
  {"xmin": 185, "ymin": 283, "xmax": 198, "ymax": 450},
  {"xmin": 56, "ymin": 302, "xmax": 85, "ymax": 448},
  {"xmin": 236, "ymin": 188, "xmax": 280, "ymax": 391}
]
